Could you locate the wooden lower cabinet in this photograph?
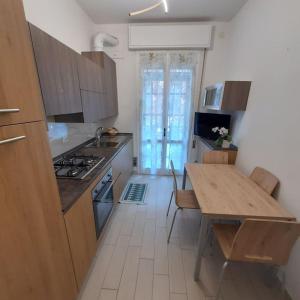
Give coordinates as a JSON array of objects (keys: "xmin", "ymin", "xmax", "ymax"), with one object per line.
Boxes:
[
  {"xmin": 112, "ymin": 139, "xmax": 134, "ymax": 201},
  {"xmin": 197, "ymin": 138, "xmax": 237, "ymax": 164},
  {"xmin": 64, "ymin": 189, "xmax": 97, "ymax": 288},
  {"xmin": 0, "ymin": 122, "xmax": 77, "ymax": 300}
]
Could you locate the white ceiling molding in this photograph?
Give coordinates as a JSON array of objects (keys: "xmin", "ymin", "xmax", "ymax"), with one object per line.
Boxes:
[{"xmin": 128, "ymin": 24, "xmax": 212, "ymax": 49}]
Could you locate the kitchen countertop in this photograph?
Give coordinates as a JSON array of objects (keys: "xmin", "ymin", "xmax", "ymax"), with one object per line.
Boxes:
[
  {"xmin": 200, "ymin": 137, "xmax": 238, "ymax": 151},
  {"xmin": 55, "ymin": 133, "xmax": 133, "ymax": 213}
]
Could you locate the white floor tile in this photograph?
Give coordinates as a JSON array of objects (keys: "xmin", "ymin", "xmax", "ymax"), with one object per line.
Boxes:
[{"xmin": 135, "ymin": 259, "xmax": 154, "ymax": 300}]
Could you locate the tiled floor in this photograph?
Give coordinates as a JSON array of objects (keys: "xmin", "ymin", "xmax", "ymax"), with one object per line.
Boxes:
[{"xmin": 79, "ymin": 175, "xmax": 291, "ymax": 300}]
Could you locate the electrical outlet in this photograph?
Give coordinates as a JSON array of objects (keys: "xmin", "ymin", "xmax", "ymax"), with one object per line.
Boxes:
[{"xmin": 133, "ymin": 157, "xmax": 137, "ymax": 167}]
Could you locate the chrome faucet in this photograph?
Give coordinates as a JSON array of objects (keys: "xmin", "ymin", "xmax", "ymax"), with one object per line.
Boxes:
[{"xmin": 95, "ymin": 126, "xmax": 105, "ymax": 144}]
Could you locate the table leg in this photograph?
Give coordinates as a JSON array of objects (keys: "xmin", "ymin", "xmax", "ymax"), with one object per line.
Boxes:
[
  {"xmin": 194, "ymin": 215, "xmax": 209, "ymax": 281},
  {"xmin": 182, "ymin": 167, "xmax": 187, "ymax": 190}
]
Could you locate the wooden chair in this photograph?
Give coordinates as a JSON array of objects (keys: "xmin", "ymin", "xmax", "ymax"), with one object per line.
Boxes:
[
  {"xmin": 202, "ymin": 151, "xmax": 229, "ymax": 164},
  {"xmin": 167, "ymin": 160, "xmax": 200, "ymax": 243},
  {"xmin": 211, "ymin": 219, "xmax": 300, "ymax": 299},
  {"xmin": 250, "ymin": 167, "xmax": 279, "ymax": 195}
]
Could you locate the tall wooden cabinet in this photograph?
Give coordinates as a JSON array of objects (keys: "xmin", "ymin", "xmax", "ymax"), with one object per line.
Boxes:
[
  {"xmin": 0, "ymin": 1, "xmax": 44, "ymax": 126},
  {"xmin": 0, "ymin": 122, "xmax": 77, "ymax": 300},
  {"xmin": 0, "ymin": 1, "xmax": 77, "ymax": 300}
]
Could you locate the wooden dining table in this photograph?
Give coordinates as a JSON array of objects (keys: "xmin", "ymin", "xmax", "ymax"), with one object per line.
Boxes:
[{"xmin": 182, "ymin": 163, "xmax": 296, "ymax": 281}]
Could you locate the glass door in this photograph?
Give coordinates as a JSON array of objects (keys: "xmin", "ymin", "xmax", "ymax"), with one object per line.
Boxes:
[
  {"xmin": 165, "ymin": 66, "xmax": 194, "ymax": 173},
  {"xmin": 139, "ymin": 52, "xmax": 197, "ymax": 175},
  {"xmin": 140, "ymin": 53, "xmax": 165, "ymax": 174}
]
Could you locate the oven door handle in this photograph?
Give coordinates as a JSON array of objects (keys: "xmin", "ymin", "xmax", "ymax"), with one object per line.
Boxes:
[{"xmin": 94, "ymin": 179, "xmax": 116, "ymax": 203}]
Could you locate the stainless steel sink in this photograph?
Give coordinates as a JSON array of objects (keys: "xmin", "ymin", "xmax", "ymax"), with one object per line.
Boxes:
[{"xmin": 85, "ymin": 140, "xmax": 120, "ymax": 148}]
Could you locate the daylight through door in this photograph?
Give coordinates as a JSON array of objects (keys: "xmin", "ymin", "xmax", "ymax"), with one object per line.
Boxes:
[{"xmin": 139, "ymin": 52, "xmax": 199, "ymax": 175}]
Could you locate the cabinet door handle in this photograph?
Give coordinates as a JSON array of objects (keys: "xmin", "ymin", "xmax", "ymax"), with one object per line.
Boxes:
[
  {"xmin": 0, "ymin": 135, "xmax": 26, "ymax": 145},
  {"xmin": 0, "ymin": 108, "xmax": 20, "ymax": 113}
]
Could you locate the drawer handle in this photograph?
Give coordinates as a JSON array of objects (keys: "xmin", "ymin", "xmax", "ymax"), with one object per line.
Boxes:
[
  {"xmin": 0, "ymin": 135, "xmax": 26, "ymax": 145},
  {"xmin": 0, "ymin": 108, "xmax": 20, "ymax": 113}
]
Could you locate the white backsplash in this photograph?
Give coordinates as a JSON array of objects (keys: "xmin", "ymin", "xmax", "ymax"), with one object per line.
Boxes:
[{"xmin": 48, "ymin": 122, "xmax": 107, "ymax": 158}]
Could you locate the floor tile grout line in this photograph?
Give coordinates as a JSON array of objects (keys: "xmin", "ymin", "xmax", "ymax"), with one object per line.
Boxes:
[{"xmin": 131, "ymin": 254, "xmax": 141, "ymax": 300}]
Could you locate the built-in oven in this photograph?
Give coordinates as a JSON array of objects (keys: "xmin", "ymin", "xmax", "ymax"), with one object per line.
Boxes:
[{"xmin": 92, "ymin": 168, "xmax": 114, "ymax": 239}]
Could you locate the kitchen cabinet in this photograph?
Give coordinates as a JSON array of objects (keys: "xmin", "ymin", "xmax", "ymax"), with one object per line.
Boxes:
[
  {"xmin": 81, "ymin": 90, "xmax": 107, "ymax": 122},
  {"xmin": 0, "ymin": 122, "xmax": 77, "ymax": 300},
  {"xmin": 112, "ymin": 139, "xmax": 134, "ymax": 201},
  {"xmin": 0, "ymin": 2, "xmax": 78, "ymax": 299},
  {"xmin": 29, "ymin": 24, "xmax": 82, "ymax": 116},
  {"xmin": 203, "ymin": 81, "xmax": 251, "ymax": 111},
  {"xmin": 197, "ymin": 137, "xmax": 237, "ymax": 165},
  {"xmin": 82, "ymin": 51, "xmax": 118, "ymax": 118},
  {"xmin": 64, "ymin": 188, "xmax": 97, "ymax": 288},
  {"xmin": 0, "ymin": 1, "xmax": 44, "ymax": 126},
  {"xmin": 103, "ymin": 53, "xmax": 119, "ymax": 117},
  {"xmin": 77, "ymin": 54, "xmax": 104, "ymax": 93}
]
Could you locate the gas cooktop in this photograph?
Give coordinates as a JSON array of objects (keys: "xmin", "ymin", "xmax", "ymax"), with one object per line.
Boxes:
[{"xmin": 54, "ymin": 154, "xmax": 105, "ymax": 180}]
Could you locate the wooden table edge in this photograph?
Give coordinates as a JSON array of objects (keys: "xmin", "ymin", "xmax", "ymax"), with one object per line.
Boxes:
[
  {"xmin": 185, "ymin": 163, "xmax": 296, "ymax": 222},
  {"xmin": 201, "ymin": 212, "xmax": 296, "ymax": 222}
]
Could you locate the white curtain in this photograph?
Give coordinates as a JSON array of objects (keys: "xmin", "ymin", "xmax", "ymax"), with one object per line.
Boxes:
[{"xmin": 139, "ymin": 51, "xmax": 200, "ymax": 175}]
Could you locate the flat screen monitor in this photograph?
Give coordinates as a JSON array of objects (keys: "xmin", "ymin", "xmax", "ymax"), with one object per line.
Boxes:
[{"xmin": 194, "ymin": 112, "xmax": 231, "ymax": 140}]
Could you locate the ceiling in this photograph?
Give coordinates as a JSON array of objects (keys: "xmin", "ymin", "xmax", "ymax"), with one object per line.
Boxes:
[{"xmin": 76, "ymin": 0, "xmax": 248, "ymax": 24}]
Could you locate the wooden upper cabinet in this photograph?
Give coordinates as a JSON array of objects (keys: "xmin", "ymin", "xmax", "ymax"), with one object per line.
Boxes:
[
  {"xmin": 203, "ymin": 81, "xmax": 251, "ymax": 111},
  {"xmin": 0, "ymin": 0, "xmax": 44, "ymax": 126},
  {"xmin": 81, "ymin": 90, "xmax": 107, "ymax": 122},
  {"xmin": 77, "ymin": 54, "xmax": 104, "ymax": 93},
  {"xmin": 103, "ymin": 53, "xmax": 118, "ymax": 117},
  {"xmin": 82, "ymin": 52, "xmax": 118, "ymax": 118},
  {"xmin": 0, "ymin": 121, "xmax": 77, "ymax": 300},
  {"xmin": 29, "ymin": 24, "xmax": 82, "ymax": 116},
  {"xmin": 221, "ymin": 81, "xmax": 251, "ymax": 111}
]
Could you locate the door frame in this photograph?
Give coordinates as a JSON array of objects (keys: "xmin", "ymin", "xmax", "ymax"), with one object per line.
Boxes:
[{"xmin": 137, "ymin": 50, "xmax": 204, "ymax": 175}]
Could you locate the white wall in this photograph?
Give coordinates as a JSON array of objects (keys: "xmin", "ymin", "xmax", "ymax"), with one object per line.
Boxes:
[
  {"xmin": 93, "ymin": 24, "xmax": 139, "ymax": 156},
  {"xmin": 221, "ymin": 0, "xmax": 300, "ymax": 298},
  {"xmin": 23, "ymin": 0, "xmax": 94, "ymax": 53},
  {"xmin": 93, "ymin": 23, "xmax": 228, "ymax": 159},
  {"xmin": 200, "ymin": 23, "xmax": 231, "ymax": 105}
]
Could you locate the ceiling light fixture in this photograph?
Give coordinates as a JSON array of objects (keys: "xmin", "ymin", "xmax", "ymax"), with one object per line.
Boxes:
[{"xmin": 129, "ymin": 0, "xmax": 168, "ymax": 17}]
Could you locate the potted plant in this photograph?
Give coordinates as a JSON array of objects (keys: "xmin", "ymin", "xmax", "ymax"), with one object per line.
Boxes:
[{"xmin": 212, "ymin": 127, "xmax": 232, "ymax": 148}]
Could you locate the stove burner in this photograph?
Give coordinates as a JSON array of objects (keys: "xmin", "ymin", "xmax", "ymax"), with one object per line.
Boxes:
[{"xmin": 54, "ymin": 154, "xmax": 105, "ymax": 179}]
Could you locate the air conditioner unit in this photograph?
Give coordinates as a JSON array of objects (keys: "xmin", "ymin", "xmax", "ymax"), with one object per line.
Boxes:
[{"xmin": 128, "ymin": 24, "xmax": 212, "ymax": 49}]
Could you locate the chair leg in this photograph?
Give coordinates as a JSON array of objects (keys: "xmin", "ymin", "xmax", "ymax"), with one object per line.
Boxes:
[
  {"xmin": 216, "ymin": 261, "xmax": 229, "ymax": 300},
  {"xmin": 167, "ymin": 207, "xmax": 180, "ymax": 243},
  {"xmin": 166, "ymin": 191, "xmax": 174, "ymax": 217}
]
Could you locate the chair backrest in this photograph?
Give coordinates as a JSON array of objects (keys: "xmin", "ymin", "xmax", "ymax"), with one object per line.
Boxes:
[
  {"xmin": 230, "ymin": 219, "xmax": 300, "ymax": 265},
  {"xmin": 170, "ymin": 160, "xmax": 179, "ymax": 205},
  {"xmin": 203, "ymin": 151, "xmax": 229, "ymax": 164},
  {"xmin": 250, "ymin": 167, "xmax": 279, "ymax": 195}
]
